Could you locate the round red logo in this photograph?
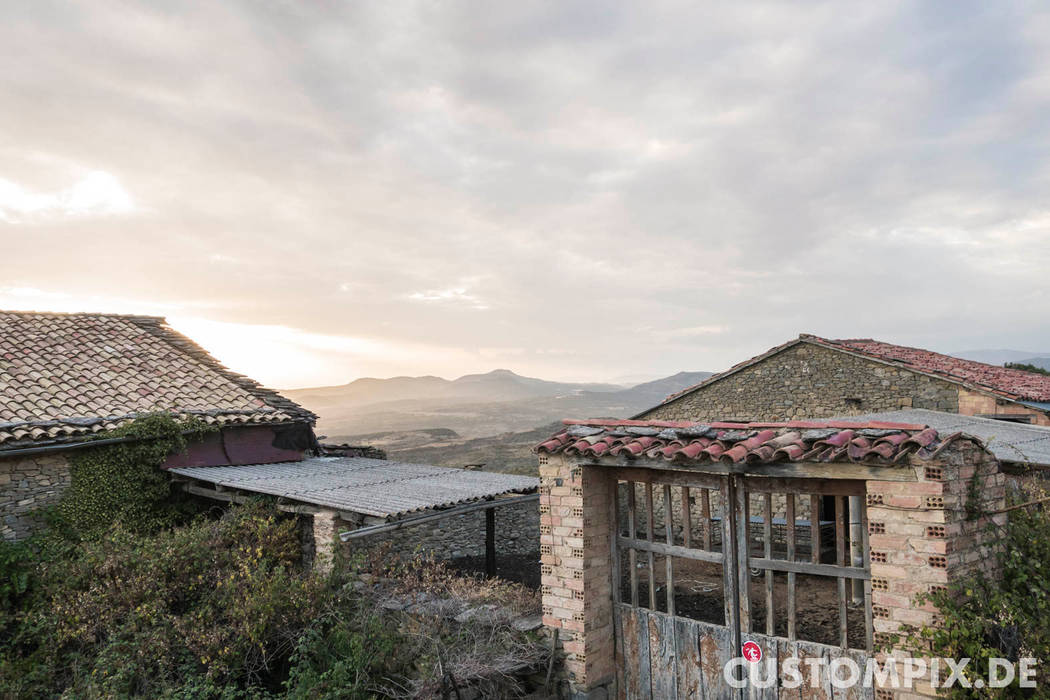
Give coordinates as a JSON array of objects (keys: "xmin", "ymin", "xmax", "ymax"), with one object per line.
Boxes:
[{"xmin": 741, "ymin": 641, "xmax": 762, "ymax": 663}]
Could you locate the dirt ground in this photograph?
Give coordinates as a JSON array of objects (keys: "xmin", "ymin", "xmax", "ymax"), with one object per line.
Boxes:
[
  {"xmin": 621, "ymin": 557, "xmax": 867, "ymax": 649},
  {"xmin": 447, "ymin": 552, "xmax": 541, "ymax": 589}
]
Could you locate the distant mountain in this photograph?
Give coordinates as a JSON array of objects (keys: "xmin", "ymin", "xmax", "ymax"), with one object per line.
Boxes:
[
  {"xmin": 285, "ymin": 369, "xmax": 712, "ymax": 441},
  {"xmin": 950, "ymin": 349, "xmax": 1050, "ymax": 366}
]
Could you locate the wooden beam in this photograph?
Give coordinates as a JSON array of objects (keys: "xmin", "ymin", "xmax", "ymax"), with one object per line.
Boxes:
[
  {"xmin": 338, "ymin": 493, "xmax": 539, "ymax": 541},
  {"xmin": 485, "ymin": 507, "xmax": 496, "ymax": 578},
  {"xmin": 584, "ymin": 459, "xmax": 917, "ymax": 482},
  {"xmin": 747, "ymin": 557, "xmax": 871, "ymax": 580},
  {"xmin": 617, "ymin": 537, "xmax": 724, "ymax": 564}
]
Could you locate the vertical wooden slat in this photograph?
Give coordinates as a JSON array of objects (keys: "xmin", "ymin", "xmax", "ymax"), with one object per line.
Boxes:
[
  {"xmin": 763, "ymin": 492, "xmax": 774, "ymax": 637},
  {"xmin": 674, "ymin": 617, "xmax": 704, "ymax": 699},
  {"xmin": 611, "ymin": 481, "xmax": 622, "ymax": 605},
  {"xmin": 810, "ymin": 493, "xmax": 821, "ymax": 564},
  {"xmin": 681, "ymin": 486, "xmax": 692, "ymax": 549},
  {"xmin": 701, "ymin": 488, "xmax": 713, "ymax": 551},
  {"xmin": 635, "ymin": 607, "xmax": 652, "ymax": 698},
  {"xmin": 628, "ymin": 483, "xmax": 638, "ymax": 607},
  {"xmin": 860, "ymin": 492, "xmax": 874, "ymax": 654},
  {"xmin": 663, "ymin": 485, "xmax": 676, "ymax": 616},
  {"xmin": 722, "ymin": 478, "xmax": 739, "ymax": 640},
  {"xmin": 649, "ymin": 611, "xmax": 678, "ymax": 699},
  {"xmin": 786, "ymin": 493, "xmax": 797, "ymax": 642},
  {"xmin": 836, "ymin": 495, "xmax": 848, "ymax": 649},
  {"xmin": 646, "ymin": 483, "xmax": 657, "ymax": 611},
  {"xmin": 735, "ymin": 478, "xmax": 751, "ymax": 635}
]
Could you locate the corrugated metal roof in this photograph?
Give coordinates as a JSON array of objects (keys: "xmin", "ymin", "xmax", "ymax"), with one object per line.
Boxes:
[
  {"xmin": 833, "ymin": 409, "xmax": 1050, "ymax": 467},
  {"xmin": 169, "ymin": 456, "xmax": 539, "ymax": 518}
]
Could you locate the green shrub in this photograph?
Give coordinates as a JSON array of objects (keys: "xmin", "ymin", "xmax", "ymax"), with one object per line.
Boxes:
[
  {"xmin": 0, "ymin": 504, "xmax": 326, "ymax": 697},
  {"xmin": 908, "ymin": 503, "xmax": 1050, "ymax": 698}
]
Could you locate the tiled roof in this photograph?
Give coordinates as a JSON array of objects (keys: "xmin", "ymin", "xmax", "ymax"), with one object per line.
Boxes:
[
  {"xmin": 0, "ymin": 311, "xmax": 315, "ymax": 448},
  {"xmin": 170, "ymin": 456, "xmax": 538, "ymax": 518},
  {"xmin": 652, "ymin": 334, "xmax": 1050, "ymax": 410},
  {"xmin": 835, "ymin": 408, "xmax": 1050, "ymax": 468},
  {"xmin": 535, "ymin": 418, "xmax": 971, "ymax": 466}
]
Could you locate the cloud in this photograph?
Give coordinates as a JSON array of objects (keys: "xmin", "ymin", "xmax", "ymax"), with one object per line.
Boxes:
[
  {"xmin": 0, "ymin": 171, "xmax": 134, "ymax": 223},
  {"xmin": 0, "ymin": 1, "xmax": 1048, "ymax": 384}
]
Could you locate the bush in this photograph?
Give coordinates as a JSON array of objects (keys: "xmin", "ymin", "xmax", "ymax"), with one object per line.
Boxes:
[
  {"xmin": 909, "ymin": 502, "xmax": 1050, "ymax": 698},
  {"xmin": 0, "ymin": 504, "xmax": 327, "ymax": 697}
]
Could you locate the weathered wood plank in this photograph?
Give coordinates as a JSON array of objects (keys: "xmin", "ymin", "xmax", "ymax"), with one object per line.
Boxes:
[
  {"xmin": 619, "ymin": 605, "xmax": 643, "ymax": 699},
  {"xmin": 746, "ymin": 558, "xmax": 871, "ymax": 580},
  {"xmin": 859, "ymin": 495, "xmax": 873, "ymax": 655},
  {"xmin": 611, "ymin": 481, "xmax": 622, "ymax": 605},
  {"xmin": 699, "ymin": 620, "xmax": 735, "ymax": 699},
  {"xmin": 702, "ymin": 487, "xmax": 713, "ymax": 551},
  {"xmin": 584, "ymin": 459, "xmax": 916, "ymax": 482},
  {"xmin": 810, "ymin": 494, "xmax": 821, "ymax": 565},
  {"xmin": 614, "ymin": 604, "xmax": 628, "ymax": 700},
  {"xmin": 741, "ymin": 477, "xmax": 866, "ymax": 497},
  {"xmin": 609, "ymin": 467, "xmax": 726, "ymax": 490},
  {"xmin": 649, "ymin": 611, "xmax": 678, "ymax": 700},
  {"xmin": 646, "ymin": 483, "xmax": 657, "ymax": 610},
  {"xmin": 663, "ymin": 485, "xmax": 676, "ymax": 616},
  {"xmin": 764, "ymin": 492, "xmax": 775, "ymax": 637},
  {"xmin": 836, "ymin": 496, "xmax": 848, "ymax": 649},
  {"xmin": 786, "ymin": 494, "xmax": 797, "ymax": 642},
  {"xmin": 618, "ymin": 536, "xmax": 724, "ymax": 564},
  {"xmin": 682, "ymin": 486, "xmax": 693, "ymax": 549},
  {"xmin": 736, "ymin": 478, "xmax": 752, "ymax": 635},
  {"xmin": 628, "ymin": 483, "xmax": 639, "ymax": 607},
  {"xmin": 674, "ymin": 617, "xmax": 704, "ymax": 700},
  {"xmin": 723, "ymin": 478, "xmax": 740, "ymax": 644},
  {"xmin": 745, "ymin": 633, "xmax": 780, "ymax": 700},
  {"xmin": 636, "ymin": 607, "xmax": 652, "ymax": 698}
]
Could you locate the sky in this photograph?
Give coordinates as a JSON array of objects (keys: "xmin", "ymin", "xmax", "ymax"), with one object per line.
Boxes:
[{"xmin": 1, "ymin": 1, "xmax": 1049, "ymax": 389}]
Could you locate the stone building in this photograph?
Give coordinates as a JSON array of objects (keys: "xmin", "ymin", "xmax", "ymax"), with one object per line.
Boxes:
[
  {"xmin": 638, "ymin": 334, "xmax": 1050, "ymax": 427},
  {"xmin": 0, "ymin": 310, "xmax": 318, "ymax": 541}
]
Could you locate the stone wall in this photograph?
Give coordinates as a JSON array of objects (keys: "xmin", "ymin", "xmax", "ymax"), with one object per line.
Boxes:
[
  {"xmin": 344, "ymin": 499, "xmax": 540, "ymax": 562},
  {"xmin": 642, "ymin": 342, "xmax": 961, "ymax": 422},
  {"xmin": 0, "ymin": 453, "xmax": 72, "ymax": 541}
]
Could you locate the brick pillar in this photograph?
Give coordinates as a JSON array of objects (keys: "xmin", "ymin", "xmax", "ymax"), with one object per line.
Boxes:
[
  {"xmin": 539, "ymin": 453, "xmax": 616, "ymax": 698},
  {"xmin": 312, "ymin": 509, "xmax": 339, "ymax": 574},
  {"xmin": 866, "ymin": 441, "xmax": 1006, "ymax": 698}
]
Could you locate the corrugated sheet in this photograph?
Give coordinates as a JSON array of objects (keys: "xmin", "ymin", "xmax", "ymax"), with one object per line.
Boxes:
[
  {"xmin": 835, "ymin": 409, "xmax": 1050, "ymax": 467},
  {"xmin": 170, "ymin": 456, "xmax": 539, "ymax": 517}
]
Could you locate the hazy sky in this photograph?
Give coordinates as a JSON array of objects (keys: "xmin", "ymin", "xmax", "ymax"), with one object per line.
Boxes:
[{"xmin": 2, "ymin": 2, "xmax": 1049, "ymax": 389}]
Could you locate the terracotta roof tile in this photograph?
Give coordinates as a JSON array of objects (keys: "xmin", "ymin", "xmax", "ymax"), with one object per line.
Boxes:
[
  {"xmin": 0, "ymin": 311, "xmax": 315, "ymax": 448},
  {"xmin": 535, "ymin": 418, "xmax": 969, "ymax": 466}
]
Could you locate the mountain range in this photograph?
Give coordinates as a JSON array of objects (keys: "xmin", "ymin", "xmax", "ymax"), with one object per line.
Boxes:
[
  {"xmin": 284, "ymin": 369, "xmax": 712, "ymax": 444},
  {"xmin": 951, "ymin": 349, "xmax": 1050, "ymax": 369}
]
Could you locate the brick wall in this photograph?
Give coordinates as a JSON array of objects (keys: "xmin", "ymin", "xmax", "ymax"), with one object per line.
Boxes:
[
  {"xmin": 0, "ymin": 452, "xmax": 72, "ymax": 541},
  {"xmin": 958, "ymin": 388, "xmax": 1050, "ymax": 426},
  {"xmin": 642, "ymin": 342, "xmax": 961, "ymax": 422},
  {"xmin": 866, "ymin": 441, "xmax": 1006, "ymax": 698},
  {"xmin": 539, "ymin": 453, "xmax": 616, "ymax": 696}
]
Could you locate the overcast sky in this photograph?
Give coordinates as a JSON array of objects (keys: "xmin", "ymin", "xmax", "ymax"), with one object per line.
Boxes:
[{"xmin": 1, "ymin": 1, "xmax": 1049, "ymax": 388}]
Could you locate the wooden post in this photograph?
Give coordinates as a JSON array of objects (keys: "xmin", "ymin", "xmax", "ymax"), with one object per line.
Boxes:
[{"xmin": 485, "ymin": 507, "xmax": 496, "ymax": 578}]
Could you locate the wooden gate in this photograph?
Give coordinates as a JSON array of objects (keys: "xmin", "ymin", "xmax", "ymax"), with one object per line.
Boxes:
[{"xmin": 611, "ymin": 468, "xmax": 874, "ymax": 699}]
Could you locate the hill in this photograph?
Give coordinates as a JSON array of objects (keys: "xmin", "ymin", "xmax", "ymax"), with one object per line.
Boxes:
[{"xmin": 285, "ymin": 369, "xmax": 712, "ymax": 470}]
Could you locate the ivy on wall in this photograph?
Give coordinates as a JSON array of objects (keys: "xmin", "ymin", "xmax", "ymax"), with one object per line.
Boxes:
[{"xmin": 56, "ymin": 413, "xmax": 216, "ymax": 537}]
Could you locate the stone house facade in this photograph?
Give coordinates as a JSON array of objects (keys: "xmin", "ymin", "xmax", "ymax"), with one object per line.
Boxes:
[
  {"xmin": 0, "ymin": 311, "xmax": 317, "ymax": 541},
  {"xmin": 639, "ymin": 334, "xmax": 1050, "ymax": 427}
]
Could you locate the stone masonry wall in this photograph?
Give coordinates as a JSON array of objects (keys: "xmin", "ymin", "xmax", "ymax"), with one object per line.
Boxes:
[
  {"xmin": 1, "ymin": 453, "xmax": 72, "ymax": 541},
  {"xmin": 866, "ymin": 441, "xmax": 1006, "ymax": 699},
  {"xmin": 344, "ymin": 499, "xmax": 540, "ymax": 562},
  {"xmin": 642, "ymin": 342, "xmax": 961, "ymax": 422}
]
